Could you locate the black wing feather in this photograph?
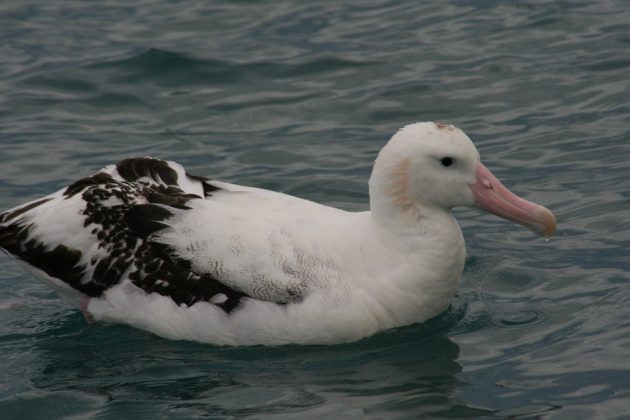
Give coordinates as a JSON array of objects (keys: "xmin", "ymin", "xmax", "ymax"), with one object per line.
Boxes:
[{"xmin": 0, "ymin": 157, "xmax": 249, "ymax": 313}]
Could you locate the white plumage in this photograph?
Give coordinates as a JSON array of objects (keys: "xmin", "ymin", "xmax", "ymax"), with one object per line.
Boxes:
[{"xmin": 0, "ymin": 122, "xmax": 555, "ymax": 345}]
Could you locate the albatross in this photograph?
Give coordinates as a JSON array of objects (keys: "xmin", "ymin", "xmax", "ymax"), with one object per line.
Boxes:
[{"xmin": 0, "ymin": 122, "xmax": 556, "ymax": 346}]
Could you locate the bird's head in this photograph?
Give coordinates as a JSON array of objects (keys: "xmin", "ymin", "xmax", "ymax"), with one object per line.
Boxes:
[{"xmin": 370, "ymin": 122, "xmax": 556, "ymax": 237}]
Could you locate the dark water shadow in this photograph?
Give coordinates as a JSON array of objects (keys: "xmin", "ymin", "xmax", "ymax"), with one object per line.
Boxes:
[{"xmin": 9, "ymin": 301, "xmax": 493, "ymax": 418}]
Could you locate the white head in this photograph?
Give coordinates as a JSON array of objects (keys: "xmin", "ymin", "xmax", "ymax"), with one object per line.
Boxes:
[{"xmin": 369, "ymin": 122, "xmax": 556, "ymax": 236}]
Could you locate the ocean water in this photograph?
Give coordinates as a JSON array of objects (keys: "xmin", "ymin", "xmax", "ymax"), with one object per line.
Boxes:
[{"xmin": 1, "ymin": 0, "xmax": 629, "ymax": 418}]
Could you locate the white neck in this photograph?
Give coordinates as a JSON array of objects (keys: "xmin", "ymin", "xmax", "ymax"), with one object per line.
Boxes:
[
  {"xmin": 368, "ymin": 145, "xmax": 433, "ymax": 232},
  {"xmin": 348, "ymin": 160, "xmax": 467, "ymax": 328}
]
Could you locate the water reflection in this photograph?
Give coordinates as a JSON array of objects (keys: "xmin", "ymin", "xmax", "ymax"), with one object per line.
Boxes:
[{"xmin": 17, "ymin": 308, "xmax": 495, "ymax": 418}]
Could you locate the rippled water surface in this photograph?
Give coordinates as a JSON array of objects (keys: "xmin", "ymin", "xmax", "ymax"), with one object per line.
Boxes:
[{"xmin": 1, "ymin": 1, "xmax": 629, "ymax": 418}]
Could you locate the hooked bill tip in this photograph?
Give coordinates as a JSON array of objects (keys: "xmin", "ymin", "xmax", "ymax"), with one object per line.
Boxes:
[{"xmin": 536, "ymin": 206, "xmax": 557, "ymax": 238}]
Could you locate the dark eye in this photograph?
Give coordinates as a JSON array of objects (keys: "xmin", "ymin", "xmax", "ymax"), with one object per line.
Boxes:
[{"xmin": 440, "ymin": 157, "xmax": 454, "ymax": 167}]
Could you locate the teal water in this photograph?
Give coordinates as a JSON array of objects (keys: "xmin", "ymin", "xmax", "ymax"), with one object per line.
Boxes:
[{"xmin": 1, "ymin": 1, "xmax": 629, "ymax": 418}]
